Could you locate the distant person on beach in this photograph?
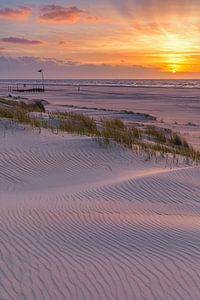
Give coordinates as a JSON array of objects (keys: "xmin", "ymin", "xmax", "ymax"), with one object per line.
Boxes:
[{"xmin": 78, "ymin": 85, "xmax": 81, "ymax": 92}]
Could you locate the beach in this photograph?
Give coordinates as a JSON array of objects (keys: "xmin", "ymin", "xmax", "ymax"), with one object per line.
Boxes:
[
  {"xmin": 1, "ymin": 82, "xmax": 200, "ymax": 125},
  {"xmin": 1, "ymin": 84, "xmax": 200, "ymax": 299},
  {"xmin": 2, "ymin": 0, "xmax": 200, "ymax": 297}
]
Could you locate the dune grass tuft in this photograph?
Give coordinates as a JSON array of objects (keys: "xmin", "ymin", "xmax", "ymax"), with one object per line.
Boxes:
[
  {"xmin": 49, "ymin": 112, "xmax": 99, "ymax": 136},
  {"xmin": 0, "ymin": 97, "xmax": 45, "ymax": 112},
  {"xmin": 0, "ymin": 102, "xmax": 199, "ymax": 163}
]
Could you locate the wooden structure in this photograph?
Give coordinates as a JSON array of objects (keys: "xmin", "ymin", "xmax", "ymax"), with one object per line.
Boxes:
[
  {"xmin": 9, "ymin": 69, "xmax": 45, "ymax": 93},
  {"xmin": 9, "ymin": 84, "xmax": 45, "ymax": 93}
]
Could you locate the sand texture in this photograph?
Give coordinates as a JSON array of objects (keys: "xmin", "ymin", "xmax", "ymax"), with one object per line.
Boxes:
[{"xmin": 1, "ymin": 123, "xmax": 200, "ymax": 300}]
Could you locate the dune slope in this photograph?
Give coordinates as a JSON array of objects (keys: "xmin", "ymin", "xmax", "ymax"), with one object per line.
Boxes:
[{"xmin": 0, "ymin": 124, "xmax": 200, "ymax": 300}]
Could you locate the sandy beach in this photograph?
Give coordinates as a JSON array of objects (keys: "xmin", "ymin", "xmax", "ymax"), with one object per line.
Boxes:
[
  {"xmin": 1, "ymin": 85, "xmax": 200, "ymax": 299},
  {"xmin": 2, "ymin": 0, "xmax": 200, "ymax": 297},
  {"xmin": 1, "ymin": 83, "xmax": 200, "ymax": 149},
  {"xmin": 1, "ymin": 84, "xmax": 200, "ymax": 124},
  {"xmin": 1, "ymin": 122, "xmax": 200, "ymax": 300}
]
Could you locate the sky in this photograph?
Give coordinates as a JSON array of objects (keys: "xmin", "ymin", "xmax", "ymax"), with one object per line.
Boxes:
[{"xmin": 0, "ymin": 0, "xmax": 200, "ymax": 79}]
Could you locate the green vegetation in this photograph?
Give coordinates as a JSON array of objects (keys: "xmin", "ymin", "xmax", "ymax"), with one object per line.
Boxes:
[
  {"xmin": 0, "ymin": 107, "xmax": 47, "ymax": 128},
  {"xmin": 100, "ymin": 119, "xmax": 200, "ymax": 162},
  {"xmin": 145, "ymin": 126, "xmax": 167, "ymax": 143},
  {"xmin": 0, "ymin": 98, "xmax": 199, "ymax": 163},
  {"xmin": 169, "ymin": 133, "xmax": 189, "ymax": 148},
  {"xmin": 49, "ymin": 112, "xmax": 98, "ymax": 136},
  {"xmin": 0, "ymin": 108, "xmax": 14, "ymax": 119},
  {"xmin": 0, "ymin": 97, "xmax": 45, "ymax": 112},
  {"xmin": 145, "ymin": 126, "xmax": 190, "ymax": 149},
  {"xmin": 19, "ymin": 101, "xmax": 45, "ymax": 113},
  {"xmin": 101, "ymin": 118, "xmax": 140, "ymax": 147},
  {"xmin": 0, "ymin": 98, "xmax": 46, "ymax": 128}
]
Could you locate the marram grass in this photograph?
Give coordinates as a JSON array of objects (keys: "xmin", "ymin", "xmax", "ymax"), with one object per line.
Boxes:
[{"xmin": 0, "ymin": 101, "xmax": 199, "ymax": 163}]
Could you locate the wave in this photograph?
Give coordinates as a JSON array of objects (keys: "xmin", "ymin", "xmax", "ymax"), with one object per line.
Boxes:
[{"xmin": 1, "ymin": 79, "xmax": 200, "ymax": 89}]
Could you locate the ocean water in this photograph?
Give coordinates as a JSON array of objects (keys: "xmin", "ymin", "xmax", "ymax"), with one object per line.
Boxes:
[{"xmin": 1, "ymin": 79, "xmax": 200, "ymax": 89}]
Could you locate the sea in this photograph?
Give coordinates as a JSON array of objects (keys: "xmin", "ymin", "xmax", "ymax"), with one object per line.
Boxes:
[{"xmin": 0, "ymin": 79, "xmax": 200, "ymax": 89}]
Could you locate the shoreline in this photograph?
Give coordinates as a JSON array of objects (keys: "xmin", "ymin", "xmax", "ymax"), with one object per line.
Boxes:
[{"xmin": 1, "ymin": 78, "xmax": 200, "ymax": 89}]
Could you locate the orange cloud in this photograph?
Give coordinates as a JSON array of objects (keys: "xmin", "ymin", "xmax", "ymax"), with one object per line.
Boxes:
[
  {"xmin": 58, "ymin": 40, "xmax": 73, "ymax": 46},
  {"xmin": 39, "ymin": 5, "xmax": 106, "ymax": 24},
  {"xmin": 83, "ymin": 15, "xmax": 108, "ymax": 23},
  {"xmin": 0, "ymin": 6, "xmax": 31, "ymax": 21}
]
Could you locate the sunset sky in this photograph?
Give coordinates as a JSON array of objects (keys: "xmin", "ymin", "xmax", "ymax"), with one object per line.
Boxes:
[{"xmin": 1, "ymin": 0, "xmax": 200, "ymax": 78}]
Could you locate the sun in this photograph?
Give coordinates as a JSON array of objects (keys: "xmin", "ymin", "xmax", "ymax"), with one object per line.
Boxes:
[
  {"xmin": 158, "ymin": 33, "xmax": 192, "ymax": 73},
  {"xmin": 170, "ymin": 66, "xmax": 178, "ymax": 73},
  {"xmin": 164, "ymin": 54, "xmax": 187, "ymax": 73}
]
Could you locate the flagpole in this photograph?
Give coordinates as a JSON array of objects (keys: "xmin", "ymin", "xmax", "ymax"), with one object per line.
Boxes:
[
  {"xmin": 38, "ymin": 69, "xmax": 45, "ymax": 91},
  {"xmin": 41, "ymin": 69, "xmax": 45, "ymax": 91}
]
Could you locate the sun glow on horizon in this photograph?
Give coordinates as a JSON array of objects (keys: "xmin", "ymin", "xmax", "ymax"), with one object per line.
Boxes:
[
  {"xmin": 165, "ymin": 54, "xmax": 186, "ymax": 73},
  {"xmin": 149, "ymin": 33, "xmax": 197, "ymax": 74}
]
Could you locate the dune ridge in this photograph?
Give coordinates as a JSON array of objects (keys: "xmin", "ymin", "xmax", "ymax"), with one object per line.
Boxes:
[{"xmin": 1, "ymin": 125, "xmax": 200, "ymax": 300}]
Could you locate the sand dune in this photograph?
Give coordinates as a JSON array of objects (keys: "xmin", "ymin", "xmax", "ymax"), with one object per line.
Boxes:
[{"xmin": 1, "ymin": 124, "xmax": 200, "ymax": 299}]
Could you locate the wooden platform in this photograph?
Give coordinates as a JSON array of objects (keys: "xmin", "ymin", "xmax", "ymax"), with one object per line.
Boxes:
[{"xmin": 12, "ymin": 88, "xmax": 45, "ymax": 92}]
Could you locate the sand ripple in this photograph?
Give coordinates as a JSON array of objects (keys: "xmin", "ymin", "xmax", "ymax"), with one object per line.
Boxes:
[{"xmin": 1, "ymin": 128, "xmax": 200, "ymax": 299}]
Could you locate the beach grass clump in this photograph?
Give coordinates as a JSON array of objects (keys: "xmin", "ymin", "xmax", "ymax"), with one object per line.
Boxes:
[
  {"xmin": 0, "ymin": 97, "xmax": 21, "ymax": 107},
  {"xmin": 99, "ymin": 118, "xmax": 200, "ymax": 163},
  {"xmin": 14, "ymin": 109, "xmax": 42, "ymax": 127},
  {"xmin": 145, "ymin": 126, "xmax": 167, "ymax": 143},
  {"xmin": 0, "ymin": 97, "xmax": 45, "ymax": 113},
  {"xmin": 101, "ymin": 118, "xmax": 140, "ymax": 147},
  {"xmin": 101, "ymin": 118, "xmax": 124, "ymax": 141},
  {"xmin": 0, "ymin": 106, "xmax": 47, "ymax": 129},
  {"xmin": 0, "ymin": 107, "xmax": 14, "ymax": 119},
  {"xmin": 0, "ymin": 97, "xmax": 46, "ymax": 129},
  {"xmin": 144, "ymin": 125, "xmax": 192, "ymax": 153},
  {"xmin": 18, "ymin": 101, "xmax": 45, "ymax": 113},
  {"xmin": 49, "ymin": 112, "xmax": 99, "ymax": 136},
  {"xmin": 169, "ymin": 133, "xmax": 189, "ymax": 149},
  {"xmin": 1, "ymin": 105, "xmax": 199, "ymax": 163}
]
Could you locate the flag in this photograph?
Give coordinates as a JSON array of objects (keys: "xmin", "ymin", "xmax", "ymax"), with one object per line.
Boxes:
[{"xmin": 38, "ymin": 69, "xmax": 42, "ymax": 72}]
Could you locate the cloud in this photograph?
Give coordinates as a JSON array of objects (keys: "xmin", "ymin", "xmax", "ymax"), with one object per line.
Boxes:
[
  {"xmin": 0, "ymin": 47, "xmax": 5, "ymax": 54},
  {"xmin": 0, "ymin": 37, "xmax": 43, "ymax": 45},
  {"xmin": 39, "ymin": 5, "xmax": 106, "ymax": 24},
  {"xmin": 0, "ymin": 6, "xmax": 31, "ymax": 21},
  {"xmin": 1, "ymin": 54, "xmax": 200, "ymax": 79},
  {"xmin": 0, "ymin": 55, "xmax": 164, "ymax": 79},
  {"xmin": 58, "ymin": 40, "xmax": 72, "ymax": 46}
]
